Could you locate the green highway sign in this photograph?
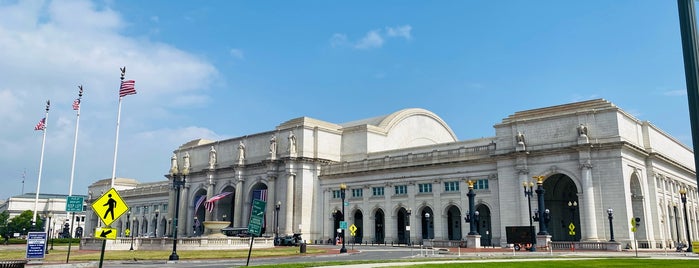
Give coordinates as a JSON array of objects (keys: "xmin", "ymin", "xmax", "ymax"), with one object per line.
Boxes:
[
  {"xmin": 248, "ymin": 199, "xmax": 267, "ymax": 236},
  {"xmin": 340, "ymin": 221, "xmax": 348, "ymax": 230},
  {"xmin": 65, "ymin": 196, "xmax": 84, "ymax": 212}
]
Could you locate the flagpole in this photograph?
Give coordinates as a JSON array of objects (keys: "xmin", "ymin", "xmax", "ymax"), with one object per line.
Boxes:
[
  {"xmin": 69, "ymin": 86, "xmax": 83, "ymax": 196},
  {"xmin": 110, "ymin": 69, "xmax": 126, "ymax": 189},
  {"xmin": 32, "ymin": 100, "xmax": 50, "ymax": 226}
]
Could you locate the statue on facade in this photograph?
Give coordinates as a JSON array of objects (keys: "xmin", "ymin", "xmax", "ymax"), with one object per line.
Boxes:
[
  {"xmin": 238, "ymin": 141, "xmax": 246, "ymax": 162},
  {"xmin": 577, "ymin": 124, "xmax": 588, "ymax": 137},
  {"xmin": 288, "ymin": 131, "xmax": 297, "ymax": 155},
  {"xmin": 183, "ymin": 152, "xmax": 190, "ymax": 173},
  {"xmin": 270, "ymin": 135, "xmax": 277, "ymax": 157},
  {"xmin": 170, "ymin": 153, "xmax": 178, "ymax": 174},
  {"xmin": 515, "ymin": 131, "xmax": 526, "ymax": 152},
  {"xmin": 208, "ymin": 145, "xmax": 217, "ymax": 169}
]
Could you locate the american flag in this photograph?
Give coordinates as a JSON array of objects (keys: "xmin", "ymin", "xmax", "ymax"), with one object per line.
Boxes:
[
  {"xmin": 204, "ymin": 192, "xmax": 233, "ymax": 212},
  {"xmin": 34, "ymin": 118, "xmax": 46, "ymax": 131},
  {"xmin": 72, "ymin": 99, "xmax": 81, "ymax": 110},
  {"xmin": 119, "ymin": 80, "xmax": 136, "ymax": 97},
  {"xmin": 194, "ymin": 195, "xmax": 206, "ymax": 213}
]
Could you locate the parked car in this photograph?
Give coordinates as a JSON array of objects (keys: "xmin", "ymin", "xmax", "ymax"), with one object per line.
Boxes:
[
  {"xmin": 222, "ymin": 227, "xmax": 250, "ymax": 237},
  {"xmin": 278, "ymin": 233, "xmax": 302, "ymax": 246}
]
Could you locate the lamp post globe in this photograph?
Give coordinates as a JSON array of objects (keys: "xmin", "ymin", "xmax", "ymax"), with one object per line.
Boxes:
[
  {"xmin": 275, "ymin": 201, "xmax": 281, "ymax": 246},
  {"xmin": 425, "ymin": 212, "xmax": 431, "ymax": 240},
  {"xmin": 523, "ymin": 181, "xmax": 536, "ymax": 251},
  {"xmin": 606, "ymin": 208, "xmax": 615, "ymax": 242},
  {"xmin": 154, "ymin": 209, "xmax": 159, "ymax": 238}
]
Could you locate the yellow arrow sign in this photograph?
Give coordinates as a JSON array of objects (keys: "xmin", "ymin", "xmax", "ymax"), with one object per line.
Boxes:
[
  {"xmin": 91, "ymin": 188, "xmax": 129, "ymax": 226},
  {"xmin": 95, "ymin": 227, "xmax": 117, "ymax": 240}
]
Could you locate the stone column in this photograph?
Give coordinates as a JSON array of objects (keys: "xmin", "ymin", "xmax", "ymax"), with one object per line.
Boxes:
[
  {"xmin": 285, "ymin": 172, "xmax": 295, "ymax": 234},
  {"xmin": 580, "ymin": 163, "xmax": 599, "ymax": 241},
  {"xmin": 266, "ymin": 175, "xmax": 276, "ymax": 234},
  {"xmin": 178, "ymin": 183, "xmax": 190, "ymax": 236},
  {"xmin": 233, "ymin": 173, "xmax": 245, "ymax": 227},
  {"xmin": 205, "ymin": 175, "xmax": 215, "ymax": 222}
]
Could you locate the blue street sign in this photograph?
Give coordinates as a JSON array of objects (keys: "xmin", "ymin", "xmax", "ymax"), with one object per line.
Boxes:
[{"xmin": 25, "ymin": 232, "xmax": 46, "ymax": 259}]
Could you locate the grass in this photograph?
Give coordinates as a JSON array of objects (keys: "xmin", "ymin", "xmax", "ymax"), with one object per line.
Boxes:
[{"xmin": 0, "ymin": 246, "xmax": 323, "ymax": 262}]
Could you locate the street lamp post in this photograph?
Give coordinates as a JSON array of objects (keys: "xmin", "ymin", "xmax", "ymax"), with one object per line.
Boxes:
[
  {"xmin": 275, "ymin": 201, "xmax": 281, "ymax": 246},
  {"xmin": 679, "ymin": 188, "xmax": 693, "ymax": 252},
  {"xmin": 406, "ymin": 208, "xmax": 412, "ymax": 246},
  {"xmin": 45, "ymin": 212, "xmax": 52, "ymax": 254},
  {"xmin": 128, "ymin": 210, "xmax": 134, "ymax": 251},
  {"xmin": 169, "ymin": 154, "xmax": 188, "ymax": 261},
  {"xmin": 339, "ymin": 183, "xmax": 347, "ymax": 253},
  {"xmin": 607, "ymin": 208, "xmax": 615, "ymax": 242},
  {"xmin": 533, "ymin": 176, "xmax": 549, "ymax": 235},
  {"xmin": 523, "ymin": 181, "xmax": 536, "ymax": 251},
  {"xmin": 50, "ymin": 219, "xmax": 55, "ymax": 250},
  {"xmin": 154, "ymin": 209, "xmax": 159, "ymax": 238},
  {"xmin": 567, "ymin": 201, "xmax": 577, "ymax": 240},
  {"xmin": 425, "ymin": 212, "xmax": 431, "ymax": 240},
  {"xmin": 466, "ymin": 180, "xmax": 478, "ymax": 235}
]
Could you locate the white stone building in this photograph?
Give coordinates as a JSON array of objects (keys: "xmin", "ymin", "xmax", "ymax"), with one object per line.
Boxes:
[
  {"xmin": 84, "ymin": 99, "xmax": 698, "ymax": 249},
  {"xmin": 0, "ymin": 193, "xmax": 87, "ymax": 238}
]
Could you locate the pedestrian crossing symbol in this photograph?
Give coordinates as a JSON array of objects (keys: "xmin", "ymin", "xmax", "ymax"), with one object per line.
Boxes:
[{"xmin": 91, "ymin": 188, "xmax": 129, "ymax": 226}]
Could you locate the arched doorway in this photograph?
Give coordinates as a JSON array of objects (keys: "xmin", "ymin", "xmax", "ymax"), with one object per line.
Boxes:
[
  {"xmin": 630, "ymin": 173, "xmax": 647, "ymax": 246},
  {"xmin": 542, "ymin": 173, "xmax": 579, "ymax": 241},
  {"xmin": 374, "ymin": 209, "xmax": 385, "ymax": 243},
  {"xmin": 396, "ymin": 208, "xmax": 409, "ymax": 244},
  {"xmin": 249, "ymin": 183, "xmax": 268, "ymax": 234},
  {"xmin": 421, "ymin": 207, "xmax": 434, "ymax": 240},
  {"xmin": 353, "ymin": 210, "xmax": 363, "ymax": 243},
  {"xmin": 475, "ymin": 205, "xmax": 492, "ymax": 246},
  {"xmin": 332, "ymin": 209, "xmax": 343, "ymax": 243},
  {"xmin": 192, "ymin": 189, "xmax": 207, "ymax": 236},
  {"xmin": 446, "ymin": 205, "xmax": 462, "ymax": 240},
  {"xmin": 219, "ymin": 185, "xmax": 235, "ymax": 227}
]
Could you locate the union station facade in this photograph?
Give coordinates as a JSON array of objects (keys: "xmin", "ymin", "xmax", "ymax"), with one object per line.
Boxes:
[{"xmin": 85, "ymin": 99, "xmax": 698, "ymax": 249}]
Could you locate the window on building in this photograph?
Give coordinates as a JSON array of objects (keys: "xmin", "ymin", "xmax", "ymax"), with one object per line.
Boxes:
[
  {"xmin": 395, "ymin": 185, "xmax": 408, "ymax": 195},
  {"xmin": 372, "ymin": 187, "xmax": 384, "ymax": 196},
  {"xmin": 474, "ymin": 179, "xmax": 489, "ymax": 190},
  {"xmin": 444, "ymin": 181, "xmax": 460, "ymax": 192},
  {"xmin": 144, "ymin": 206, "xmax": 149, "ymax": 214},
  {"xmin": 418, "ymin": 183, "xmax": 432, "ymax": 193},
  {"xmin": 332, "ymin": 190, "xmax": 342, "ymax": 199},
  {"xmin": 352, "ymin": 188, "xmax": 363, "ymax": 198},
  {"xmin": 162, "ymin": 204, "xmax": 168, "ymax": 212}
]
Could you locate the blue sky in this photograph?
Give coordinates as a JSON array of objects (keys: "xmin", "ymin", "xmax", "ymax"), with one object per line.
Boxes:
[{"xmin": 0, "ymin": 0, "xmax": 693, "ymax": 199}]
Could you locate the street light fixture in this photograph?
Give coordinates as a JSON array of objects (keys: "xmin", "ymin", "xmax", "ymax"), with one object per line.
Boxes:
[
  {"xmin": 154, "ymin": 209, "xmax": 160, "ymax": 238},
  {"xmin": 128, "ymin": 210, "xmax": 134, "ymax": 251},
  {"xmin": 607, "ymin": 208, "xmax": 615, "ymax": 242},
  {"xmin": 679, "ymin": 188, "xmax": 693, "ymax": 252},
  {"xmin": 168, "ymin": 154, "xmax": 189, "ymax": 261},
  {"xmin": 275, "ymin": 201, "xmax": 281, "ymax": 246},
  {"xmin": 339, "ymin": 183, "xmax": 347, "ymax": 253},
  {"xmin": 465, "ymin": 180, "xmax": 479, "ymax": 236},
  {"xmin": 523, "ymin": 181, "xmax": 536, "ymax": 251}
]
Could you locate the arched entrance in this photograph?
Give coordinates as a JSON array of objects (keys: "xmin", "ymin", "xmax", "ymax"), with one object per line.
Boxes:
[
  {"xmin": 542, "ymin": 173, "xmax": 579, "ymax": 241},
  {"xmin": 332, "ymin": 209, "xmax": 343, "ymax": 243},
  {"xmin": 421, "ymin": 207, "xmax": 434, "ymax": 240},
  {"xmin": 192, "ymin": 189, "xmax": 207, "ymax": 236},
  {"xmin": 219, "ymin": 185, "xmax": 235, "ymax": 227},
  {"xmin": 630, "ymin": 173, "xmax": 647, "ymax": 246},
  {"xmin": 249, "ymin": 183, "xmax": 268, "ymax": 234},
  {"xmin": 374, "ymin": 209, "xmax": 385, "ymax": 243},
  {"xmin": 446, "ymin": 205, "xmax": 462, "ymax": 240},
  {"xmin": 396, "ymin": 208, "xmax": 409, "ymax": 244},
  {"xmin": 475, "ymin": 204, "xmax": 492, "ymax": 246},
  {"xmin": 353, "ymin": 210, "xmax": 363, "ymax": 243}
]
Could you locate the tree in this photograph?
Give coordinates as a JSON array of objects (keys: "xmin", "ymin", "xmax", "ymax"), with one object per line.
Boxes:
[
  {"xmin": 0, "ymin": 211, "xmax": 9, "ymax": 237},
  {"xmin": 7, "ymin": 210, "xmax": 44, "ymax": 235}
]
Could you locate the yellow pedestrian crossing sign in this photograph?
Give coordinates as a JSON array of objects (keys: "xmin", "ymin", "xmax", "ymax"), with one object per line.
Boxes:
[
  {"xmin": 91, "ymin": 188, "xmax": 129, "ymax": 226},
  {"xmin": 94, "ymin": 227, "xmax": 117, "ymax": 240},
  {"xmin": 568, "ymin": 222, "xmax": 576, "ymax": 236},
  {"xmin": 125, "ymin": 228, "xmax": 131, "ymax": 237}
]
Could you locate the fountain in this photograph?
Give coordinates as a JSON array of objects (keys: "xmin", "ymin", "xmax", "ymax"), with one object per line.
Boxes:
[{"xmin": 203, "ymin": 221, "xmax": 230, "ymax": 238}]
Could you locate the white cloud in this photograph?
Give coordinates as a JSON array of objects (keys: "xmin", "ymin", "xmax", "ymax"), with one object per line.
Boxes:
[
  {"xmin": 0, "ymin": 0, "xmax": 219, "ymax": 199},
  {"xmin": 331, "ymin": 24, "xmax": 412, "ymax": 50},
  {"xmin": 386, "ymin": 25, "xmax": 412, "ymax": 40}
]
